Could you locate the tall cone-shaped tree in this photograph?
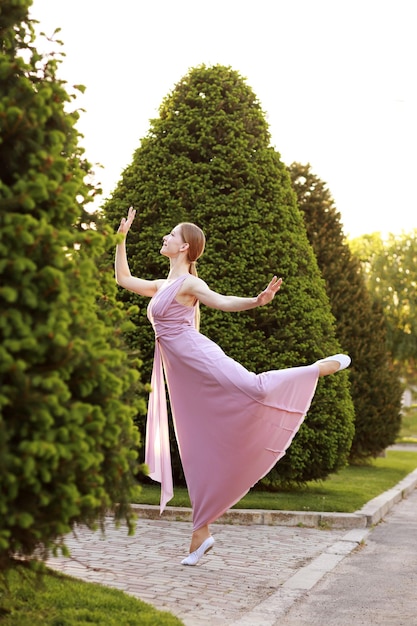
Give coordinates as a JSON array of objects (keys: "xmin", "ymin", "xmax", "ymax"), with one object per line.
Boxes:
[
  {"xmin": 104, "ymin": 64, "xmax": 354, "ymax": 486},
  {"xmin": 0, "ymin": 0, "xmax": 143, "ymax": 568},
  {"xmin": 288, "ymin": 162, "xmax": 402, "ymax": 460}
]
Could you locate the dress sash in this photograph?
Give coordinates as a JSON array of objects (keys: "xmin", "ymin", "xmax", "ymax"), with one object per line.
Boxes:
[{"xmin": 144, "ymin": 339, "xmax": 173, "ymax": 513}]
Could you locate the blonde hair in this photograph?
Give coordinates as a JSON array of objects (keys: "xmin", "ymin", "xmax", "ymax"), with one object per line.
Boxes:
[{"xmin": 179, "ymin": 222, "xmax": 206, "ymax": 329}]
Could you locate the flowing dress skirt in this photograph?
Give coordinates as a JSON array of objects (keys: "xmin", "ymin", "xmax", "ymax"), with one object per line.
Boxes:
[{"xmin": 146, "ymin": 276, "xmax": 319, "ymax": 530}]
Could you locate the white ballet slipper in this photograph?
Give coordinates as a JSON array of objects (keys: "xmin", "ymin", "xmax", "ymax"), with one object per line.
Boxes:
[
  {"xmin": 181, "ymin": 536, "xmax": 215, "ymax": 566},
  {"xmin": 316, "ymin": 354, "xmax": 351, "ymax": 372}
]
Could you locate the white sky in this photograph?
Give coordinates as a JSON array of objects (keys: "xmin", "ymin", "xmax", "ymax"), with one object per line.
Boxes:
[{"xmin": 29, "ymin": 0, "xmax": 416, "ymax": 238}]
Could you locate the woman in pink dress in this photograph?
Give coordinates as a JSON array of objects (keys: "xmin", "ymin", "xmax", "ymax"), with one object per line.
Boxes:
[{"xmin": 115, "ymin": 207, "xmax": 351, "ymax": 566}]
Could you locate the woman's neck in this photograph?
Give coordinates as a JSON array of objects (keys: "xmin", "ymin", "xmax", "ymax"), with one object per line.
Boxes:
[{"xmin": 167, "ymin": 257, "xmax": 190, "ymax": 280}]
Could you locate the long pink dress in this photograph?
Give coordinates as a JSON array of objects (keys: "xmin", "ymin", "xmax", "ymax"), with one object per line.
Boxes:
[{"xmin": 145, "ymin": 274, "xmax": 320, "ymax": 531}]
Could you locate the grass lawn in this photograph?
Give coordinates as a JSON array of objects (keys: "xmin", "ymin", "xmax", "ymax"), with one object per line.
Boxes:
[
  {"xmin": 0, "ymin": 565, "xmax": 183, "ymax": 626},
  {"xmin": 134, "ymin": 450, "xmax": 417, "ymax": 513}
]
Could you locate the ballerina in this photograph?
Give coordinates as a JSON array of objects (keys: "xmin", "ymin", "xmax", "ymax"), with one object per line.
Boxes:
[{"xmin": 115, "ymin": 207, "xmax": 351, "ymax": 565}]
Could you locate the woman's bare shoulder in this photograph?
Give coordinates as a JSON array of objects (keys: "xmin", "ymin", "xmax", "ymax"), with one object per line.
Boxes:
[
  {"xmin": 181, "ymin": 274, "xmax": 208, "ymax": 291},
  {"xmin": 154, "ymin": 278, "xmax": 167, "ymax": 290}
]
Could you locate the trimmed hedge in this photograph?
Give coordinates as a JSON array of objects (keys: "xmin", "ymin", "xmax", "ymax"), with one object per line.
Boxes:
[
  {"xmin": 0, "ymin": 0, "xmax": 144, "ymax": 568},
  {"xmin": 103, "ymin": 64, "xmax": 355, "ymax": 487}
]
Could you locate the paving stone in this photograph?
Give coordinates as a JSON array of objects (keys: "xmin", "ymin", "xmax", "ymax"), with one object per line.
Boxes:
[
  {"xmin": 47, "ymin": 468, "xmax": 417, "ymax": 625},
  {"xmin": 47, "ymin": 518, "xmax": 348, "ymax": 624}
]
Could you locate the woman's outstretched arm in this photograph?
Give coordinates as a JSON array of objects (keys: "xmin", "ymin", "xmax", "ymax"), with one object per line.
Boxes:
[
  {"xmin": 182, "ymin": 275, "xmax": 283, "ymax": 312},
  {"xmin": 115, "ymin": 207, "xmax": 160, "ymax": 297}
]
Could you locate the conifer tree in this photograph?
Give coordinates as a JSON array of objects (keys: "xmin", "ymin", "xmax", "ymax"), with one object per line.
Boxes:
[
  {"xmin": 288, "ymin": 162, "xmax": 402, "ymax": 460},
  {"xmin": 104, "ymin": 65, "xmax": 354, "ymax": 487},
  {"xmin": 0, "ymin": 0, "xmax": 143, "ymax": 568}
]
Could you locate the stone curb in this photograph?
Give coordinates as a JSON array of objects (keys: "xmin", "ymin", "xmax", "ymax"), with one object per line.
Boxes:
[
  {"xmin": 228, "ymin": 470, "xmax": 417, "ymax": 624},
  {"xmin": 356, "ymin": 466, "xmax": 417, "ymax": 525},
  {"xmin": 131, "ymin": 467, "xmax": 417, "ymax": 531},
  {"xmin": 229, "ymin": 526, "xmax": 373, "ymax": 625}
]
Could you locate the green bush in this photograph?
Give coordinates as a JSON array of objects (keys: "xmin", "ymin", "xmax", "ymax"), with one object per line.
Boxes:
[
  {"xmin": 289, "ymin": 163, "xmax": 403, "ymax": 460},
  {"xmin": 0, "ymin": 0, "xmax": 144, "ymax": 568},
  {"xmin": 103, "ymin": 64, "xmax": 355, "ymax": 487}
]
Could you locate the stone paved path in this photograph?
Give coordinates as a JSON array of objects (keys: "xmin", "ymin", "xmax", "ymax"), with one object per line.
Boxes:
[
  {"xmin": 47, "ymin": 517, "xmax": 349, "ymax": 625},
  {"xmin": 47, "ymin": 460, "xmax": 417, "ymax": 625},
  {"xmin": 278, "ymin": 486, "xmax": 417, "ymax": 625}
]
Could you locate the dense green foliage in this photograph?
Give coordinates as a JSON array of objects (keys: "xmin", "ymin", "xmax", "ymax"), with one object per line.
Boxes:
[
  {"xmin": 290, "ymin": 163, "xmax": 404, "ymax": 456},
  {"xmin": 103, "ymin": 64, "xmax": 354, "ymax": 487},
  {"xmin": 0, "ymin": 0, "xmax": 143, "ymax": 568},
  {"xmin": 288, "ymin": 163, "xmax": 402, "ymax": 460},
  {"xmin": 350, "ymin": 230, "xmax": 417, "ymax": 371}
]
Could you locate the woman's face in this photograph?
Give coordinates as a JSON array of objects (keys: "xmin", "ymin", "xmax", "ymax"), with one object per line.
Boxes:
[{"xmin": 160, "ymin": 225, "xmax": 185, "ymax": 257}]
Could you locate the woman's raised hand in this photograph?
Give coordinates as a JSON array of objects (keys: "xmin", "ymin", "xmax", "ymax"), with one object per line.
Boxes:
[
  {"xmin": 117, "ymin": 206, "xmax": 136, "ymax": 235},
  {"xmin": 256, "ymin": 276, "xmax": 283, "ymax": 306}
]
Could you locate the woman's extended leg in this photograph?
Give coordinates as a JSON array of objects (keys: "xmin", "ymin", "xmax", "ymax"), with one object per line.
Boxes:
[{"xmin": 316, "ymin": 354, "xmax": 351, "ymax": 377}]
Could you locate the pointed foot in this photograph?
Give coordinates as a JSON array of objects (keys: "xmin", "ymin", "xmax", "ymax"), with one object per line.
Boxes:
[
  {"xmin": 316, "ymin": 354, "xmax": 351, "ymax": 372},
  {"xmin": 181, "ymin": 536, "xmax": 215, "ymax": 566}
]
